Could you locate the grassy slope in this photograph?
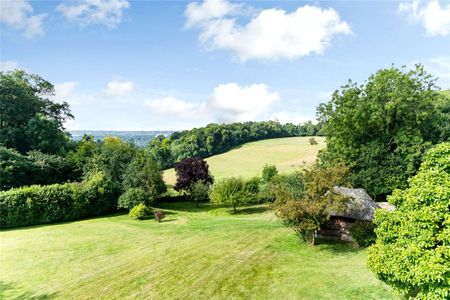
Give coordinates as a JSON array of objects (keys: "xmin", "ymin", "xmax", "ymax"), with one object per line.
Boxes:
[
  {"xmin": 164, "ymin": 136, "xmax": 325, "ymax": 185},
  {"xmin": 0, "ymin": 202, "xmax": 397, "ymax": 299}
]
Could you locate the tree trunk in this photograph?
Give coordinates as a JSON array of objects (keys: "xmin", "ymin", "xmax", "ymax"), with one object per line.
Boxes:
[{"xmin": 233, "ymin": 205, "xmax": 236, "ymax": 213}]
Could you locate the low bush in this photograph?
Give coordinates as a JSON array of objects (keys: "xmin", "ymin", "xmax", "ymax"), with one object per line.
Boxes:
[
  {"xmin": 309, "ymin": 137, "xmax": 318, "ymax": 145},
  {"xmin": 118, "ymin": 188, "xmax": 149, "ymax": 210},
  {"xmin": 129, "ymin": 203, "xmax": 152, "ymax": 220},
  {"xmin": 0, "ymin": 172, "xmax": 120, "ymax": 229},
  {"xmin": 154, "ymin": 210, "xmax": 165, "ymax": 222},
  {"xmin": 349, "ymin": 220, "xmax": 376, "ymax": 247}
]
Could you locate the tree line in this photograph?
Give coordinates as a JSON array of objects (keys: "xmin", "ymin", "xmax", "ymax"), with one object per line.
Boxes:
[{"xmin": 148, "ymin": 120, "xmax": 323, "ymax": 169}]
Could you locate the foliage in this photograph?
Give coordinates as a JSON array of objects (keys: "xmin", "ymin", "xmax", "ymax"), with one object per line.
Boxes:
[
  {"xmin": 262, "ymin": 164, "xmax": 278, "ymax": 183},
  {"xmin": 349, "ymin": 221, "xmax": 376, "ymax": 248},
  {"xmin": 154, "ymin": 210, "xmax": 165, "ymax": 222},
  {"xmin": 0, "ymin": 146, "xmax": 80, "ymax": 190},
  {"xmin": 367, "ymin": 142, "xmax": 450, "ymax": 299},
  {"xmin": 309, "ymin": 137, "xmax": 318, "ymax": 145},
  {"xmin": 189, "ymin": 181, "xmax": 210, "ymax": 207},
  {"xmin": 118, "ymin": 188, "xmax": 149, "ymax": 210},
  {"xmin": 0, "ymin": 172, "xmax": 120, "ymax": 229},
  {"xmin": 129, "ymin": 203, "xmax": 152, "ymax": 220},
  {"xmin": 122, "ymin": 150, "xmax": 166, "ymax": 200},
  {"xmin": 0, "ymin": 70, "xmax": 73, "ymax": 154},
  {"xmin": 317, "ymin": 65, "xmax": 447, "ymax": 199},
  {"xmin": 209, "ymin": 177, "xmax": 255, "ymax": 212},
  {"xmin": 67, "ymin": 134, "xmax": 99, "ymax": 175},
  {"xmin": 87, "ymin": 137, "xmax": 135, "ymax": 188},
  {"xmin": 174, "ymin": 157, "xmax": 213, "ymax": 191},
  {"xmin": 273, "ymin": 163, "xmax": 350, "ymax": 244},
  {"xmin": 148, "ymin": 121, "xmax": 323, "ymax": 168}
]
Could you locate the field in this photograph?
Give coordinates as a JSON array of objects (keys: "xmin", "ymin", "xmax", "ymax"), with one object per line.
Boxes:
[
  {"xmin": 0, "ymin": 202, "xmax": 397, "ymax": 299},
  {"xmin": 164, "ymin": 136, "xmax": 325, "ymax": 185}
]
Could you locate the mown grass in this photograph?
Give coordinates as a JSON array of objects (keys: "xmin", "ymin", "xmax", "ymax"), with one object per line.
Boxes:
[
  {"xmin": 164, "ymin": 136, "xmax": 325, "ymax": 185},
  {"xmin": 0, "ymin": 201, "xmax": 397, "ymax": 299}
]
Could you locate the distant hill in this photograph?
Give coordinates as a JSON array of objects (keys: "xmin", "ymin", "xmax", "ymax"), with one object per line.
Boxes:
[
  {"xmin": 69, "ymin": 130, "xmax": 173, "ymax": 147},
  {"xmin": 164, "ymin": 136, "xmax": 325, "ymax": 185}
]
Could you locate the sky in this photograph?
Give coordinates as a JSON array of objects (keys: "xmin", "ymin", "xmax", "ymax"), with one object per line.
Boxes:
[{"xmin": 1, "ymin": 0, "xmax": 450, "ymax": 131}]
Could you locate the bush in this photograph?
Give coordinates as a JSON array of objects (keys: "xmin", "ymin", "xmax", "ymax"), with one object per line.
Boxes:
[
  {"xmin": 209, "ymin": 177, "xmax": 255, "ymax": 213},
  {"xmin": 129, "ymin": 203, "xmax": 152, "ymax": 220},
  {"xmin": 309, "ymin": 137, "xmax": 318, "ymax": 145},
  {"xmin": 189, "ymin": 181, "xmax": 210, "ymax": 207},
  {"xmin": 367, "ymin": 142, "xmax": 450, "ymax": 299},
  {"xmin": 273, "ymin": 163, "xmax": 350, "ymax": 244},
  {"xmin": 262, "ymin": 164, "xmax": 278, "ymax": 183},
  {"xmin": 118, "ymin": 188, "xmax": 149, "ymax": 210},
  {"xmin": 349, "ymin": 220, "xmax": 376, "ymax": 247},
  {"xmin": 0, "ymin": 172, "xmax": 120, "ymax": 229},
  {"xmin": 154, "ymin": 210, "xmax": 165, "ymax": 222}
]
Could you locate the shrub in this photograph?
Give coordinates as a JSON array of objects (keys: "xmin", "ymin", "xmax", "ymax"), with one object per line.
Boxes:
[
  {"xmin": 129, "ymin": 203, "xmax": 152, "ymax": 220},
  {"xmin": 262, "ymin": 164, "xmax": 278, "ymax": 183},
  {"xmin": 367, "ymin": 142, "xmax": 450, "ymax": 299},
  {"xmin": 154, "ymin": 210, "xmax": 165, "ymax": 222},
  {"xmin": 273, "ymin": 163, "xmax": 350, "ymax": 244},
  {"xmin": 309, "ymin": 137, "xmax": 318, "ymax": 145},
  {"xmin": 0, "ymin": 172, "xmax": 120, "ymax": 229},
  {"xmin": 209, "ymin": 177, "xmax": 255, "ymax": 213},
  {"xmin": 349, "ymin": 220, "xmax": 376, "ymax": 247},
  {"xmin": 118, "ymin": 188, "xmax": 149, "ymax": 210},
  {"xmin": 189, "ymin": 181, "xmax": 210, "ymax": 208}
]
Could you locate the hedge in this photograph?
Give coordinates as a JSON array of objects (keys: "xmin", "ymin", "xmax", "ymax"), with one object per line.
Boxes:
[{"xmin": 0, "ymin": 172, "xmax": 120, "ymax": 229}]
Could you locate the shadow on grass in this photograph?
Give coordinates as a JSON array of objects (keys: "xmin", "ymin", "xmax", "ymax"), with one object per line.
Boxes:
[
  {"xmin": 315, "ymin": 239, "xmax": 361, "ymax": 254},
  {"xmin": 0, "ymin": 212, "xmax": 127, "ymax": 233},
  {"xmin": 233, "ymin": 206, "xmax": 269, "ymax": 215},
  {"xmin": 0, "ymin": 281, "xmax": 58, "ymax": 299},
  {"xmin": 157, "ymin": 201, "xmax": 219, "ymax": 213}
]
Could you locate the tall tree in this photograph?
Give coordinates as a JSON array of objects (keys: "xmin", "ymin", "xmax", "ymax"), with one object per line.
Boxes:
[
  {"xmin": 317, "ymin": 65, "xmax": 446, "ymax": 199},
  {"xmin": 0, "ymin": 70, "xmax": 73, "ymax": 154}
]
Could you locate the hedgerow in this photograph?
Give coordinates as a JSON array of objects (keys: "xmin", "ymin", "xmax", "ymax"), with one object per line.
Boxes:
[{"xmin": 0, "ymin": 172, "xmax": 120, "ymax": 229}]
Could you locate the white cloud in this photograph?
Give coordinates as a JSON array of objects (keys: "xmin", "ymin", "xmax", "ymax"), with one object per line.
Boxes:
[
  {"xmin": 105, "ymin": 80, "xmax": 134, "ymax": 96},
  {"xmin": 144, "ymin": 96, "xmax": 200, "ymax": 117},
  {"xmin": 208, "ymin": 82, "xmax": 280, "ymax": 121},
  {"xmin": 185, "ymin": 0, "xmax": 242, "ymax": 27},
  {"xmin": 0, "ymin": 61, "xmax": 19, "ymax": 72},
  {"xmin": 57, "ymin": 0, "xmax": 130, "ymax": 28},
  {"xmin": 143, "ymin": 82, "xmax": 280, "ymax": 123},
  {"xmin": 425, "ymin": 56, "xmax": 450, "ymax": 87},
  {"xmin": 185, "ymin": 0, "xmax": 351, "ymax": 61},
  {"xmin": 271, "ymin": 111, "xmax": 312, "ymax": 125},
  {"xmin": 399, "ymin": 0, "xmax": 450, "ymax": 36},
  {"xmin": 55, "ymin": 81, "xmax": 78, "ymax": 98},
  {"xmin": 0, "ymin": 0, "xmax": 46, "ymax": 38}
]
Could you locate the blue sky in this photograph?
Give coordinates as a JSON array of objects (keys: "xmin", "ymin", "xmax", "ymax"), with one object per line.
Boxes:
[{"xmin": 1, "ymin": 0, "xmax": 449, "ymax": 130}]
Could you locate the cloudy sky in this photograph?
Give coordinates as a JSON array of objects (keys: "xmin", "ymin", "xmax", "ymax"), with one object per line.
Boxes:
[{"xmin": 1, "ymin": 0, "xmax": 449, "ymax": 130}]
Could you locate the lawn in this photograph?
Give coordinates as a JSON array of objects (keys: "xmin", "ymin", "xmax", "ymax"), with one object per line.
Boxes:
[
  {"xmin": 164, "ymin": 136, "xmax": 325, "ymax": 185},
  {"xmin": 0, "ymin": 202, "xmax": 397, "ymax": 299}
]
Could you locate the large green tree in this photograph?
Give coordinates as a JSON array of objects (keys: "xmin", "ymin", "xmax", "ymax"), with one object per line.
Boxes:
[
  {"xmin": 0, "ymin": 70, "xmax": 73, "ymax": 154},
  {"xmin": 317, "ymin": 65, "xmax": 447, "ymax": 199},
  {"xmin": 367, "ymin": 142, "xmax": 450, "ymax": 299}
]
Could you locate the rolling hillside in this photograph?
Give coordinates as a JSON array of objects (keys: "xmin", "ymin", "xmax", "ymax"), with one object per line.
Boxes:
[{"xmin": 164, "ymin": 136, "xmax": 325, "ymax": 185}]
